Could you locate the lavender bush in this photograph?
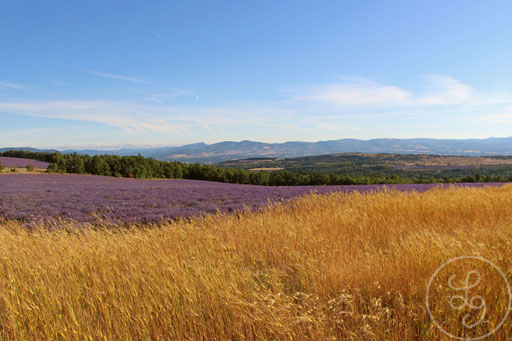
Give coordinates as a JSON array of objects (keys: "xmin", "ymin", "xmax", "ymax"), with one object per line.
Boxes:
[{"xmin": 0, "ymin": 174, "xmax": 506, "ymax": 225}]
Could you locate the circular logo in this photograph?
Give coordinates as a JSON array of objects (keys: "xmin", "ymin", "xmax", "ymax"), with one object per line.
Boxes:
[{"xmin": 426, "ymin": 256, "xmax": 511, "ymax": 340}]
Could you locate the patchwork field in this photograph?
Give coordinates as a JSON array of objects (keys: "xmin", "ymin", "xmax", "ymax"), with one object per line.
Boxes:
[
  {"xmin": 0, "ymin": 173, "xmax": 505, "ymax": 225},
  {"xmin": 1, "ymin": 185, "xmax": 512, "ymax": 339},
  {"xmin": 219, "ymin": 153, "xmax": 512, "ymax": 181}
]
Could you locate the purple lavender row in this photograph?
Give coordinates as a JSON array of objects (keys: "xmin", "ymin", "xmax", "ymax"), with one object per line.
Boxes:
[
  {"xmin": 0, "ymin": 157, "xmax": 50, "ymax": 169},
  {"xmin": 0, "ymin": 174, "xmax": 506, "ymax": 225}
]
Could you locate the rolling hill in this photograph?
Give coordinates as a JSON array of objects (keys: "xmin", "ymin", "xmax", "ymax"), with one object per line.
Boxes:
[
  {"xmin": 3, "ymin": 136, "xmax": 512, "ymax": 163},
  {"xmin": 218, "ymin": 152, "xmax": 512, "ymax": 180}
]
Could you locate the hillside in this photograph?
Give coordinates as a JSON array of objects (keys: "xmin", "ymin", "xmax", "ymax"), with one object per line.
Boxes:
[
  {"xmin": 4, "ymin": 136, "xmax": 512, "ymax": 163},
  {"xmin": 86, "ymin": 137, "xmax": 512, "ymax": 162},
  {"xmin": 219, "ymin": 153, "xmax": 512, "ymax": 180},
  {"xmin": 4, "ymin": 149, "xmax": 512, "ymax": 185}
]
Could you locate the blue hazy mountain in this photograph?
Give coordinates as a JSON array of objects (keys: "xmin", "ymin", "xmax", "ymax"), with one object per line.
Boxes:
[{"xmin": 3, "ymin": 137, "xmax": 512, "ymax": 163}]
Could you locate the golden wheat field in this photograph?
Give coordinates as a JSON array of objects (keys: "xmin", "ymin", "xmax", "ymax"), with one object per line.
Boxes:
[{"xmin": 2, "ymin": 185, "xmax": 512, "ymax": 340}]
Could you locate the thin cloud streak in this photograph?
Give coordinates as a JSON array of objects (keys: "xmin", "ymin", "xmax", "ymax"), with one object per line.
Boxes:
[
  {"xmin": 0, "ymin": 81, "xmax": 25, "ymax": 90},
  {"xmin": 0, "ymin": 101, "xmax": 298, "ymax": 134},
  {"xmin": 1, "ymin": 75, "xmax": 512, "ymax": 141},
  {"xmin": 144, "ymin": 89, "xmax": 199, "ymax": 103},
  {"xmin": 49, "ymin": 80, "xmax": 66, "ymax": 85},
  {"xmin": 286, "ymin": 75, "xmax": 512, "ymax": 124},
  {"xmin": 79, "ymin": 69, "xmax": 150, "ymax": 84},
  {"xmin": 476, "ymin": 106, "xmax": 512, "ymax": 123},
  {"xmin": 291, "ymin": 80, "xmax": 411, "ymax": 107},
  {"xmin": 290, "ymin": 75, "xmax": 510, "ymax": 108}
]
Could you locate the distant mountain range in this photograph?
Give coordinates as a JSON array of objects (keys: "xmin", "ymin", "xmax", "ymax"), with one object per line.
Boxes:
[{"xmin": 3, "ymin": 137, "xmax": 512, "ymax": 163}]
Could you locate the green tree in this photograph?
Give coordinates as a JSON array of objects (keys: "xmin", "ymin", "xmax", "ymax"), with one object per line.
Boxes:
[
  {"xmin": 49, "ymin": 152, "xmax": 67, "ymax": 173},
  {"xmin": 92, "ymin": 156, "xmax": 111, "ymax": 176},
  {"xmin": 66, "ymin": 154, "xmax": 86, "ymax": 174}
]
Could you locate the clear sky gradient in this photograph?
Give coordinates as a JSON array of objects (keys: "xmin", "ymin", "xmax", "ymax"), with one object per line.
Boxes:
[{"xmin": 2, "ymin": 1, "xmax": 512, "ymax": 148}]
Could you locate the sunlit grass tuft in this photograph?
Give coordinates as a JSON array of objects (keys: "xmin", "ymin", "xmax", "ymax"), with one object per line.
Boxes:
[{"xmin": 1, "ymin": 185, "xmax": 512, "ymax": 339}]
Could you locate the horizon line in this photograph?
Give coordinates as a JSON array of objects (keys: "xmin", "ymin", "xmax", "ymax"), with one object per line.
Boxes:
[{"xmin": 2, "ymin": 135, "xmax": 512, "ymax": 151}]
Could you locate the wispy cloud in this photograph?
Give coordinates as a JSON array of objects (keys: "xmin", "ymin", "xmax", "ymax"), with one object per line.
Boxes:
[
  {"xmin": 49, "ymin": 80, "xmax": 66, "ymax": 85},
  {"xmin": 1, "ymin": 75, "xmax": 512, "ymax": 142},
  {"xmin": 54, "ymin": 142, "xmax": 174, "ymax": 150},
  {"xmin": 289, "ymin": 75, "xmax": 512, "ymax": 112},
  {"xmin": 284, "ymin": 75, "xmax": 512, "ymax": 139},
  {"xmin": 144, "ymin": 89, "xmax": 199, "ymax": 103},
  {"xmin": 79, "ymin": 69, "xmax": 150, "ymax": 84},
  {"xmin": 0, "ymin": 101, "xmax": 182, "ymax": 133},
  {"xmin": 0, "ymin": 81, "xmax": 25, "ymax": 90},
  {"xmin": 417, "ymin": 75, "xmax": 473, "ymax": 105},
  {"xmin": 291, "ymin": 79, "xmax": 411, "ymax": 107},
  {"xmin": 476, "ymin": 107, "xmax": 512, "ymax": 123},
  {"xmin": 0, "ymin": 101, "xmax": 298, "ymax": 135},
  {"xmin": 0, "ymin": 127, "xmax": 51, "ymax": 135}
]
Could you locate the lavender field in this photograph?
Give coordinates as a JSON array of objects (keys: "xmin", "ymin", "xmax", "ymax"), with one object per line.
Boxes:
[
  {"xmin": 0, "ymin": 173, "xmax": 506, "ymax": 225},
  {"xmin": 0, "ymin": 157, "xmax": 50, "ymax": 169}
]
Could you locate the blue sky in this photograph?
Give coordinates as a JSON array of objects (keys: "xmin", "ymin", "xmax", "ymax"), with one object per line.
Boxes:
[{"xmin": 2, "ymin": 1, "xmax": 512, "ymax": 148}]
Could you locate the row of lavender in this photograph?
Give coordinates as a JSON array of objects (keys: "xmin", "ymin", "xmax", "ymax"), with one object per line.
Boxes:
[
  {"xmin": 0, "ymin": 157, "xmax": 50, "ymax": 169},
  {"xmin": 0, "ymin": 174, "xmax": 506, "ymax": 225}
]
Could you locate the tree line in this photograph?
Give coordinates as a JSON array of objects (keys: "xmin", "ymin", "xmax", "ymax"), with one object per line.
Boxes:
[{"xmin": 1, "ymin": 150, "xmax": 512, "ymax": 186}]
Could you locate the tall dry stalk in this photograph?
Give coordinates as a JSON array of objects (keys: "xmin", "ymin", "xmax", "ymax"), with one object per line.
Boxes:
[{"xmin": 1, "ymin": 185, "xmax": 512, "ymax": 340}]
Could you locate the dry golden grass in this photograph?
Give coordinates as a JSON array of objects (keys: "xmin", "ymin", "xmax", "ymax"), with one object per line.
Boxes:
[{"xmin": 1, "ymin": 185, "xmax": 512, "ymax": 340}]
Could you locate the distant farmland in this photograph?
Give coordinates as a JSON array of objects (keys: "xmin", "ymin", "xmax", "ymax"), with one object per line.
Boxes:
[{"xmin": 218, "ymin": 153, "xmax": 512, "ymax": 180}]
